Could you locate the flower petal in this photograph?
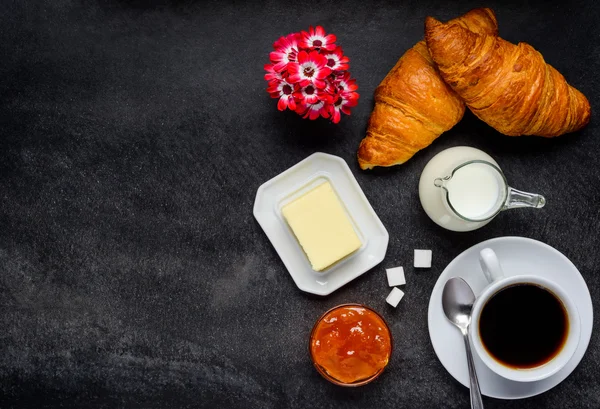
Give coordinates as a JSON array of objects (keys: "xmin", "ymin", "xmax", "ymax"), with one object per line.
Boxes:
[
  {"xmin": 273, "ymin": 61, "xmax": 288, "ymax": 72},
  {"xmin": 305, "ymin": 94, "xmax": 319, "ymax": 104},
  {"xmin": 287, "ymin": 74, "xmax": 301, "ymax": 83},
  {"xmin": 288, "ymin": 96, "xmax": 297, "ymax": 111},
  {"xmin": 269, "ymin": 51, "xmax": 284, "ymax": 62},
  {"xmin": 331, "ymin": 108, "xmax": 341, "ymax": 123},
  {"xmin": 319, "ymin": 106, "xmax": 330, "ymax": 118},
  {"xmin": 313, "ymin": 78, "xmax": 326, "ymax": 89},
  {"xmin": 315, "ymin": 67, "xmax": 332, "ymax": 79},
  {"xmin": 295, "ymin": 102, "xmax": 308, "ymax": 115},
  {"xmin": 277, "ymin": 97, "xmax": 288, "ymax": 111},
  {"xmin": 297, "ymin": 50, "xmax": 308, "ymax": 63},
  {"xmin": 273, "ymin": 36, "xmax": 286, "ymax": 50}
]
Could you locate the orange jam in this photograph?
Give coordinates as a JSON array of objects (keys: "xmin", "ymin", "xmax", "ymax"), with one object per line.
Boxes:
[{"xmin": 309, "ymin": 304, "xmax": 392, "ymax": 385}]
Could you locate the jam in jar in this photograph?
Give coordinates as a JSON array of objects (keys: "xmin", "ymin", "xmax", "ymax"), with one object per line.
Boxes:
[{"xmin": 309, "ymin": 304, "xmax": 393, "ymax": 386}]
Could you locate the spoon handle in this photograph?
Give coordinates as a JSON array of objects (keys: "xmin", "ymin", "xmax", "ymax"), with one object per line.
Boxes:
[{"xmin": 463, "ymin": 331, "xmax": 484, "ymax": 409}]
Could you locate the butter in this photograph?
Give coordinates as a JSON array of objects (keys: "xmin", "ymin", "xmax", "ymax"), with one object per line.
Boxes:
[{"xmin": 282, "ymin": 182, "xmax": 361, "ymax": 271}]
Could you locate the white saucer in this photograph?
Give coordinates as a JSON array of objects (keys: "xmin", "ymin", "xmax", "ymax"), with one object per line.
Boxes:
[
  {"xmin": 254, "ymin": 152, "xmax": 389, "ymax": 296},
  {"xmin": 428, "ymin": 236, "xmax": 593, "ymax": 399}
]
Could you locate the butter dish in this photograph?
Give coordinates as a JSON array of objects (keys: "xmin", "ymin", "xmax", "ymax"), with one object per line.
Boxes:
[{"xmin": 254, "ymin": 152, "xmax": 389, "ymax": 295}]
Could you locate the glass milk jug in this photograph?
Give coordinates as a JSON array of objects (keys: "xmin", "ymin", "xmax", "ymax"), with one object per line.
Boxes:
[{"xmin": 418, "ymin": 147, "xmax": 546, "ymax": 232}]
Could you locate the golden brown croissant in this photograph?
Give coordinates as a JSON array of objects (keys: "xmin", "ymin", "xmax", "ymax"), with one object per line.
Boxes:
[
  {"xmin": 425, "ymin": 15, "xmax": 591, "ymax": 137},
  {"xmin": 358, "ymin": 8, "xmax": 498, "ymax": 170}
]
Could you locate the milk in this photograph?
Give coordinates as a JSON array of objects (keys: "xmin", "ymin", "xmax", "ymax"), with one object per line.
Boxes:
[
  {"xmin": 446, "ymin": 162, "xmax": 502, "ymax": 220},
  {"xmin": 419, "ymin": 147, "xmax": 545, "ymax": 232},
  {"xmin": 418, "ymin": 147, "xmax": 503, "ymax": 232}
]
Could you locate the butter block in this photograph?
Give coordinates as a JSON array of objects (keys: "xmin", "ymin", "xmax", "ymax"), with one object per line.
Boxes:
[{"xmin": 282, "ymin": 182, "xmax": 361, "ymax": 271}]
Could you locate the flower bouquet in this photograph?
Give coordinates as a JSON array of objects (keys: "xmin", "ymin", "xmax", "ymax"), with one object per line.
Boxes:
[{"xmin": 264, "ymin": 26, "xmax": 359, "ymax": 123}]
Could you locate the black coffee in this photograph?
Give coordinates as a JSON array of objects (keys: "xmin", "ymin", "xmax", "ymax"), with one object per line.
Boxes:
[{"xmin": 479, "ymin": 283, "xmax": 568, "ymax": 369}]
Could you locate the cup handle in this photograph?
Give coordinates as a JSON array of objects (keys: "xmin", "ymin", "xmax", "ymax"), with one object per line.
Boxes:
[{"xmin": 479, "ymin": 248, "xmax": 504, "ymax": 284}]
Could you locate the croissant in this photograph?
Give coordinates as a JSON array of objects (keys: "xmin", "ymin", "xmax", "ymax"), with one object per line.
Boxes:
[
  {"xmin": 425, "ymin": 15, "xmax": 591, "ymax": 137},
  {"xmin": 358, "ymin": 8, "xmax": 498, "ymax": 169}
]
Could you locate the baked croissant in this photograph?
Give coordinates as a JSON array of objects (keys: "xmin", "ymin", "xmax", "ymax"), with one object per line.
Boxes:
[
  {"xmin": 425, "ymin": 16, "xmax": 591, "ymax": 137},
  {"xmin": 358, "ymin": 8, "xmax": 498, "ymax": 169}
]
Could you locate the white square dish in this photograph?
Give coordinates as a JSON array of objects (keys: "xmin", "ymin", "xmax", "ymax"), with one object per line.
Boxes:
[{"xmin": 253, "ymin": 152, "xmax": 389, "ymax": 296}]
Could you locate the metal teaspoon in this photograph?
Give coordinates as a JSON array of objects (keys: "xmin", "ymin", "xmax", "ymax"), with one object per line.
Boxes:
[{"xmin": 442, "ymin": 277, "xmax": 484, "ymax": 409}]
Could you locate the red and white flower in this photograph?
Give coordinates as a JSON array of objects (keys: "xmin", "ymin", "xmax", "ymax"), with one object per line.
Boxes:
[
  {"xmin": 267, "ymin": 79, "xmax": 298, "ymax": 111},
  {"xmin": 293, "ymin": 84, "xmax": 322, "ymax": 104},
  {"xmin": 334, "ymin": 71, "xmax": 358, "ymax": 94},
  {"xmin": 296, "ymin": 100, "xmax": 330, "ymax": 120},
  {"xmin": 322, "ymin": 46, "xmax": 349, "ymax": 71},
  {"xmin": 299, "ymin": 25, "xmax": 337, "ymax": 51},
  {"xmin": 265, "ymin": 26, "xmax": 358, "ymax": 122},
  {"xmin": 329, "ymin": 91, "xmax": 359, "ymax": 124},
  {"xmin": 287, "ymin": 50, "xmax": 332, "ymax": 89},
  {"xmin": 269, "ymin": 33, "xmax": 299, "ymax": 72}
]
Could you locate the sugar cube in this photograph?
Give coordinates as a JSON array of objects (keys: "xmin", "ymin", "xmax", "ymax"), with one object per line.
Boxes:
[
  {"xmin": 386, "ymin": 287, "xmax": 405, "ymax": 308},
  {"xmin": 414, "ymin": 249, "xmax": 432, "ymax": 268},
  {"xmin": 386, "ymin": 266, "xmax": 406, "ymax": 287}
]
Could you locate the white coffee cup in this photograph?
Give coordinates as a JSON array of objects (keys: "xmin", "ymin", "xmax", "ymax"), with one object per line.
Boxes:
[{"xmin": 469, "ymin": 248, "xmax": 581, "ymax": 382}]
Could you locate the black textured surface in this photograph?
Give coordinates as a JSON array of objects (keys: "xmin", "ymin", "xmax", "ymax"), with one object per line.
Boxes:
[{"xmin": 1, "ymin": 1, "xmax": 599, "ymax": 408}]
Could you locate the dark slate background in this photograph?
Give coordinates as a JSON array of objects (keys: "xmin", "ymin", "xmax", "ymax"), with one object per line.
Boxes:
[{"xmin": 1, "ymin": 0, "xmax": 599, "ymax": 408}]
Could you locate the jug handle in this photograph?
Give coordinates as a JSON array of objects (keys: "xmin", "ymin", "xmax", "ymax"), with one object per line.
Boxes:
[{"xmin": 503, "ymin": 187, "xmax": 546, "ymax": 210}]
